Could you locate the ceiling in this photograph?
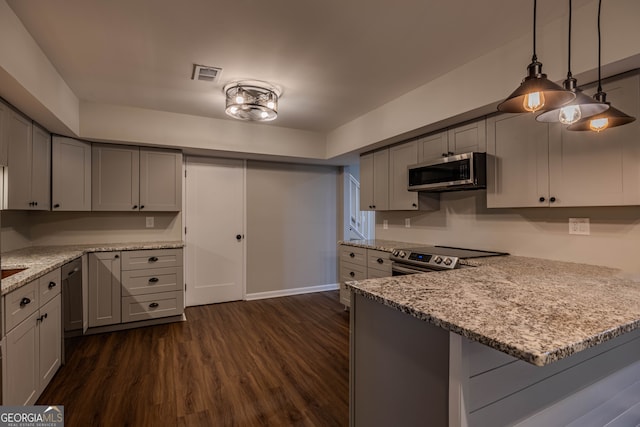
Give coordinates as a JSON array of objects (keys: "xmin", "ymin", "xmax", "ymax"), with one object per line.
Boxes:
[{"xmin": 7, "ymin": 0, "xmax": 590, "ymax": 133}]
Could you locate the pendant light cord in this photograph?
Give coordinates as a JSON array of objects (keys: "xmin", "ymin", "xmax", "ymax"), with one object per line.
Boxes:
[
  {"xmin": 532, "ymin": 0, "xmax": 538, "ymax": 62},
  {"xmin": 567, "ymin": 0, "xmax": 572, "ymax": 77},
  {"xmin": 597, "ymin": 0, "xmax": 602, "ymax": 93}
]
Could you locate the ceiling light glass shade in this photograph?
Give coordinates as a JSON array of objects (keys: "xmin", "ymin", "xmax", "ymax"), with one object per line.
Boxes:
[
  {"xmin": 536, "ymin": 78, "xmax": 610, "ymax": 124},
  {"xmin": 224, "ymin": 81, "xmax": 280, "ymax": 121},
  {"xmin": 498, "ymin": 61, "xmax": 575, "ymax": 113},
  {"xmin": 566, "ymin": 92, "xmax": 636, "ymax": 131}
]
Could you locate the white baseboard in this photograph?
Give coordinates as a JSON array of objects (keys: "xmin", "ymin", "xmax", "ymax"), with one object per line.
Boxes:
[{"xmin": 245, "ymin": 283, "xmax": 339, "ymax": 301}]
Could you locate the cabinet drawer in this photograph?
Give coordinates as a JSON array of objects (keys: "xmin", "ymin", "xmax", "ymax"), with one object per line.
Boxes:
[
  {"xmin": 39, "ymin": 268, "xmax": 61, "ymax": 305},
  {"xmin": 121, "ymin": 267, "xmax": 183, "ymax": 296},
  {"xmin": 367, "ymin": 249, "xmax": 392, "ymax": 272},
  {"xmin": 340, "ymin": 262, "xmax": 367, "ymax": 283},
  {"xmin": 121, "ymin": 291, "xmax": 184, "ymax": 322},
  {"xmin": 340, "ymin": 246, "xmax": 367, "ymax": 265},
  {"xmin": 5, "ymin": 280, "xmax": 39, "ymax": 332},
  {"xmin": 121, "ymin": 249, "xmax": 183, "ymax": 271}
]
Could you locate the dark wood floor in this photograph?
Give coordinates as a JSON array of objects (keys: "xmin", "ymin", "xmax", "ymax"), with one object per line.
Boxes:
[{"xmin": 38, "ymin": 291, "xmax": 350, "ymax": 427}]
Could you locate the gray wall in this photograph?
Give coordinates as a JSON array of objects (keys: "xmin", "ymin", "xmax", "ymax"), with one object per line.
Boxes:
[{"xmin": 246, "ymin": 161, "xmax": 339, "ymax": 294}]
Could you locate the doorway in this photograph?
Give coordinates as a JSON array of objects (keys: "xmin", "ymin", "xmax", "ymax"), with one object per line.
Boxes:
[{"xmin": 184, "ymin": 157, "xmax": 245, "ymax": 306}]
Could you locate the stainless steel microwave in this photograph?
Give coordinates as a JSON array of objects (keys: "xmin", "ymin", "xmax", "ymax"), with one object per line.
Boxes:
[{"xmin": 407, "ymin": 152, "xmax": 487, "ymax": 192}]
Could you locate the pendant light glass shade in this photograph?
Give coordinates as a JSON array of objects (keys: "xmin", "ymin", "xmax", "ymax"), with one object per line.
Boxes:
[
  {"xmin": 498, "ymin": 0, "xmax": 575, "ymax": 113},
  {"xmin": 566, "ymin": 0, "xmax": 635, "ymax": 132}
]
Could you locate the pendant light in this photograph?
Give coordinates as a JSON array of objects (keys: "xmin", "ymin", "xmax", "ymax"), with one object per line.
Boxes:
[
  {"xmin": 498, "ymin": 0, "xmax": 575, "ymax": 113},
  {"xmin": 536, "ymin": 0, "xmax": 609, "ymax": 124},
  {"xmin": 567, "ymin": 0, "xmax": 635, "ymax": 132}
]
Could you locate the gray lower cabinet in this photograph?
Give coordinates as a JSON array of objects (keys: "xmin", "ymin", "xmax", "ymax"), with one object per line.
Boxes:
[
  {"xmin": 88, "ymin": 249, "xmax": 184, "ymax": 329},
  {"xmin": 52, "ymin": 136, "xmax": 92, "ymax": 211},
  {"xmin": 339, "ymin": 245, "xmax": 393, "ymax": 308},
  {"xmin": 3, "ymin": 269, "xmax": 62, "ymax": 406},
  {"xmin": 92, "ymin": 144, "xmax": 182, "ymax": 212},
  {"xmin": 88, "ymin": 251, "xmax": 122, "ymax": 327}
]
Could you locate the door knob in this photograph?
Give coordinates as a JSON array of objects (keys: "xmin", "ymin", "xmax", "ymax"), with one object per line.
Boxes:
[{"xmin": 236, "ymin": 234, "xmax": 244, "ymax": 241}]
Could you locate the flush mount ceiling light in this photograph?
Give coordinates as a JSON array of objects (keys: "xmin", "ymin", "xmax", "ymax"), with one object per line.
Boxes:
[
  {"xmin": 536, "ymin": 0, "xmax": 609, "ymax": 124},
  {"xmin": 224, "ymin": 80, "xmax": 281, "ymax": 122},
  {"xmin": 498, "ymin": 0, "xmax": 575, "ymax": 113},
  {"xmin": 567, "ymin": 0, "xmax": 635, "ymax": 132}
]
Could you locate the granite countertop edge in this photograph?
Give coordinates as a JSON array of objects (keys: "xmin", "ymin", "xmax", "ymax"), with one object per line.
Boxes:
[{"xmin": 1, "ymin": 241, "xmax": 184, "ymax": 295}]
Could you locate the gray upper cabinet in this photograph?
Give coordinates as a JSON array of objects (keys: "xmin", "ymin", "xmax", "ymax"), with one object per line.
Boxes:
[
  {"xmin": 360, "ymin": 149, "xmax": 389, "ymax": 211},
  {"xmin": 3, "ymin": 114, "xmax": 50, "ymax": 210},
  {"xmin": 488, "ymin": 71, "xmax": 640, "ymax": 208},
  {"xmin": 418, "ymin": 120, "xmax": 486, "ymax": 164},
  {"xmin": 418, "ymin": 131, "xmax": 448, "ymax": 163},
  {"xmin": 92, "ymin": 143, "xmax": 182, "ymax": 211},
  {"xmin": 92, "ymin": 144, "xmax": 140, "ymax": 211},
  {"xmin": 0, "ymin": 99, "xmax": 9, "ymax": 166},
  {"xmin": 52, "ymin": 136, "xmax": 92, "ymax": 211},
  {"xmin": 139, "ymin": 148, "xmax": 182, "ymax": 211},
  {"xmin": 390, "ymin": 142, "xmax": 419, "ymax": 210}
]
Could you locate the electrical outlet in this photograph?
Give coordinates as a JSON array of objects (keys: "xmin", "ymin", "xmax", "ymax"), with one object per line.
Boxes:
[
  {"xmin": 383, "ymin": 220, "xmax": 388, "ymax": 230},
  {"xmin": 146, "ymin": 217, "xmax": 155, "ymax": 228},
  {"xmin": 569, "ymin": 218, "xmax": 590, "ymax": 235},
  {"xmin": 405, "ymin": 218, "xmax": 411, "ymax": 228}
]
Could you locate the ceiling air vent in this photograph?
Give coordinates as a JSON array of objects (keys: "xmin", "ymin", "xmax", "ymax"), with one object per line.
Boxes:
[{"xmin": 192, "ymin": 64, "xmax": 222, "ymax": 82}]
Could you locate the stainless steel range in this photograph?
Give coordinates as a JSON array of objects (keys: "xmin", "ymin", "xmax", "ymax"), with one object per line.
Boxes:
[{"xmin": 390, "ymin": 245, "xmax": 507, "ymax": 275}]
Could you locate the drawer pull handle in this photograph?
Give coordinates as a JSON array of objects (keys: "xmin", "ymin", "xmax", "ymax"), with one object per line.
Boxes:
[
  {"xmin": 48, "ymin": 281, "xmax": 57, "ymax": 289},
  {"xmin": 349, "ymin": 272, "xmax": 355, "ymax": 277},
  {"xmin": 149, "ymin": 302, "xmax": 159, "ymax": 308},
  {"xmin": 349, "ymin": 252, "xmax": 355, "ymax": 258},
  {"xmin": 377, "ymin": 258, "xmax": 384, "ymax": 264},
  {"xmin": 20, "ymin": 297, "xmax": 31, "ymax": 307},
  {"xmin": 149, "ymin": 256, "xmax": 159, "ymax": 263},
  {"xmin": 149, "ymin": 277, "xmax": 159, "ymax": 283}
]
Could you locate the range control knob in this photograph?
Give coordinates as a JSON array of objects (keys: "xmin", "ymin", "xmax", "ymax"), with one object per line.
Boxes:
[
  {"xmin": 392, "ymin": 250, "xmax": 399, "ymax": 257},
  {"xmin": 434, "ymin": 256, "xmax": 443, "ymax": 264},
  {"xmin": 399, "ymin": 251, "xmax": 406, "ymax": 258},
  {"xmin": 443, "ymin": 258, "xmax": 453, "ymax": 266}
]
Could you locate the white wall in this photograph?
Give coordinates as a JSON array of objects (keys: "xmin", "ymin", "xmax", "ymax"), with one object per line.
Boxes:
[
  {"xmin": 375, "ymin": 192, "xmax": 640, "ymax": 273},
  {"xmin": 246, "ymin": 161, "xmax": 339, "ymax": 294},
  {"xmin": 0, "ymin": 210, "xmax": 182, "ymax": 252}
]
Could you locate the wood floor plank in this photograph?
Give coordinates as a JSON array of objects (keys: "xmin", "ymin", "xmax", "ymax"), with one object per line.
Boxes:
[{"xmin": 37, "ymin": 290, "xmax": 349, "ymax": 426}]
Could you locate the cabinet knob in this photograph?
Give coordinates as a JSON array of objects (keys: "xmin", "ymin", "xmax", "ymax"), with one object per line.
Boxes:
[
  {"xmin": 140, "ymin": 205, "xmax": 145, "ymax": 210},
  {"xmin": 114, "ymin": 254, "xmax": 120, "ymax": 259},
  {"xmin": 34, "ymin": 201, "xmax": 38, "ymax": 206},
  {"xmin": 149, "ymin": 302, "xmax": 159, "ymax": 308},
  {"xmin": 148, "ymin": 277, "xmax": 159, "ymax": 283},
  {"xmin": 349, "ymin": 272, "xmax": 355, "ymax": 277},
  {"xmin": 20, "ymin": 297, "xmax": 31, "ymax": 307},
  {"xmin": 48, "ymin": 281, "xmax": 57, "ymax": 289},
  {"xmin": 412, "ymin": 203, "xmax": 417, "ymax": 208},
  {"xmin": 349, "ymin": 252, "xmax": 355, "ymax": 258},
  {"xmin": 377, "ymin": 258, "xmax": 384, "ymax": 264},
  {"xmin": 54, "ymin": 203, "xmax": 60, "ymax": 208},
  {"xmin": 236, "ymin": 234, "xmax": 244, "ymax": 241},
  {"xmin": 539, "ymin": 197, "xmax": 546, "ymax": 202},
  {"xmin": 550, "ymin": 197, "xmax": 557, "ymax": 203},
  {"xmin": 148, "ymin": 256, "xmax": 159, "ymax": 262},
  {"xmin": 132, "ymin": 205, "xmax": 138, "ymax": 209},
  {"xmin": 372, "ymin": 205, "xmax": 376, "ymax": 209}
]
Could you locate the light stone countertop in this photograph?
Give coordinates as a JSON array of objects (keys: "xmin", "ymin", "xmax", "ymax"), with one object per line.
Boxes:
[
  {"xmin": 344, "ymin": 242, "xmax": 640, "ymax": 366},
  {"xmin": 1, "ymin": 241, "xmax": 184, "ymax": 296},
  {"xmin": 338, "ymin": 239, "xmax": 428, "ymax": 253}
]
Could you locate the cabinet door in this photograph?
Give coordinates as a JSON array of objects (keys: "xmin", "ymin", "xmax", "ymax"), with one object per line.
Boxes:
[
  {"xmin": 389, "ymin": 142, "xmax": 419, "ymax": 210},
  {"xmin": 92, "ymin": 144, "xmax": 140, "ymax": 211},
  {"xmin": 360, "ymin": 152, "xmax": 375, "ymax": 211},
  {"xmin": 88, "ymin": 252, "xmax": 122, "ymax": 327},
  {"xmin": 0, "ymin": 100, "xmax": 9, "ymax": 166},
  {"xmin": 548, "ymin": 73, "xmax": 640, "ymax": 207},
  {"xmin": 4, "ymin": 110, "xmax": 32, "ymax": 210},
  {"xmin": 139, "ymin": 148, "xmax": 182, "ymax": 211},
  {"xmin": 52, "ymin": 136, "xmax": 92, "ymax": 211},
  {"xmin": 418, "ymin": 131, "xmax": 448, "ymax": 163},
  {"xmin": 31, "ymin": 124, "xmax": 51, "ymax": 210},
  {"xmin": 5, "ymin": 311, "xmax": 39, "ymax": 406},
  {"xmin": 38, "ymin": 294, "xmax": 62, "ymax": 394},
  {"xmin": 448, "ymin": 119, "xmax": 487, "ymax": 154},
  {"xmin": 486, "ymin": 114, "xmax": 550, "ymax": 208},
  {"xmin": 372, "ymin": 149, "xmax": 389, "ymax": 210}
]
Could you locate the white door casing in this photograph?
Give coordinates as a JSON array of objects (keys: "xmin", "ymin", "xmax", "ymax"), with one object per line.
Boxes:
[{"xmin": 184, "ymin": 157, "xmax": 245, "ymax": 306}]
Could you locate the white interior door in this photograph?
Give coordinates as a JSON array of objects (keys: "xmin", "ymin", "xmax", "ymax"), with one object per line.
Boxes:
[{"xmin": 185, "ymin": 157, "xmax": 245, "ymax": 306}]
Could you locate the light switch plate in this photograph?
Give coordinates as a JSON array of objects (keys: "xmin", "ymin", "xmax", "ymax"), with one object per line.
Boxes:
[
  {"xmin": 569, "ymin": 218, "xmax": 589, "ymax": 235},
  {"xmin": 405, "ymin": 218, "xmax": 410, "ymax": 228},
  {"xmin": 146, "ymin": 217, "xmax": 154, "ymax": 228},
  {"xmin": 383, "ymin": 220, "xmax": 388, "ymax": 230}
]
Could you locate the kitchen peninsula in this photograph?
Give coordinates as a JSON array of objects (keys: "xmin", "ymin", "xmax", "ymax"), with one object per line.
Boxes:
[{"xmin": 343, "ymin": 240, "xmax": 640, "ymax": 426}]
